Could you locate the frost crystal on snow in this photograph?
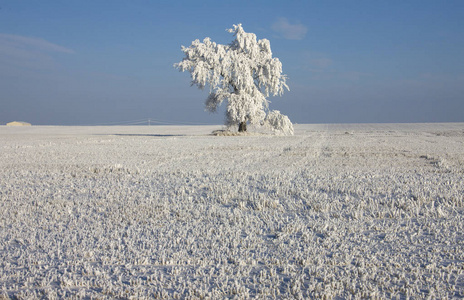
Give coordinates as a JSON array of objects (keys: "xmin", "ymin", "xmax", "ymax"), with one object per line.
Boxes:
[{"xmin": 174, "ymin": 24, "xmax": 293, "ymax": 134}]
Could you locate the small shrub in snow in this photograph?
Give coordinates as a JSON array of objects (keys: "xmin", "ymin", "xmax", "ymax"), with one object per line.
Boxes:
[{"xmin": 264, "ymin": 110, "xmax": 294, "ymax": 135}]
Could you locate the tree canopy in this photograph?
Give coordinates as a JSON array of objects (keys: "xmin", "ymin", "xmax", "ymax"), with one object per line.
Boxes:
[{"xmin": 175, "ymin": 24, "xmax": 293, "ymax": 135}]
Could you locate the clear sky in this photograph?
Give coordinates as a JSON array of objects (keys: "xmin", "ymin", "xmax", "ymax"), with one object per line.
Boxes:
[{"xmin": 1, "ymin": 0, "xmax": 463, "ymax": 125}]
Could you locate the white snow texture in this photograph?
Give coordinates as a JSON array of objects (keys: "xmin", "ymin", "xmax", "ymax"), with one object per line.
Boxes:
[
  {"xmin": 175, "ymin": 24, "xmax": 292, "ymax": 134},
  {"xmin": 1, "ymin": 124, "xmax": 464, "ymax": 298}
]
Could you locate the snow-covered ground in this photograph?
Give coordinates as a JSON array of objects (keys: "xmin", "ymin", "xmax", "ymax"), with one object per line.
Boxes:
[{"xmin": 1, "ymin": 123, "xmax": 463, "ymax": 299}]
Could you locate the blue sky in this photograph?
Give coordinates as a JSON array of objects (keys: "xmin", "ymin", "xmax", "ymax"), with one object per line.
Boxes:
[{"xmin": 1, "ymin": 0, "xmax": 463, "ymax": 125}]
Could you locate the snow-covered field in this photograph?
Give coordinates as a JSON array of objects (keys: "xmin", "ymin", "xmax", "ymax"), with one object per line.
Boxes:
[{"xmin": 1, "ymin": 123, "xmax": 463, "ymax": 299}]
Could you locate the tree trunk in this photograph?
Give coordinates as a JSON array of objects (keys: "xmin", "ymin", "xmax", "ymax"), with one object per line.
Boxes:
[{"xmin": 238, "ymin": 121, "xmax": 247, "ymax": 132}]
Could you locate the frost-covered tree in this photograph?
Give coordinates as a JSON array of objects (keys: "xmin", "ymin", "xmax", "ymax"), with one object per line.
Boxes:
[{"xmin": 174, "ymin": 24, "xmax": 293, "ymax": 134}]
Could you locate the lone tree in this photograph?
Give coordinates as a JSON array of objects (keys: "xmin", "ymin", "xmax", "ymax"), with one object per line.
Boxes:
[{"xmin": 174, "ymin": 24, "xmax": 293, "ymax": 135}]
